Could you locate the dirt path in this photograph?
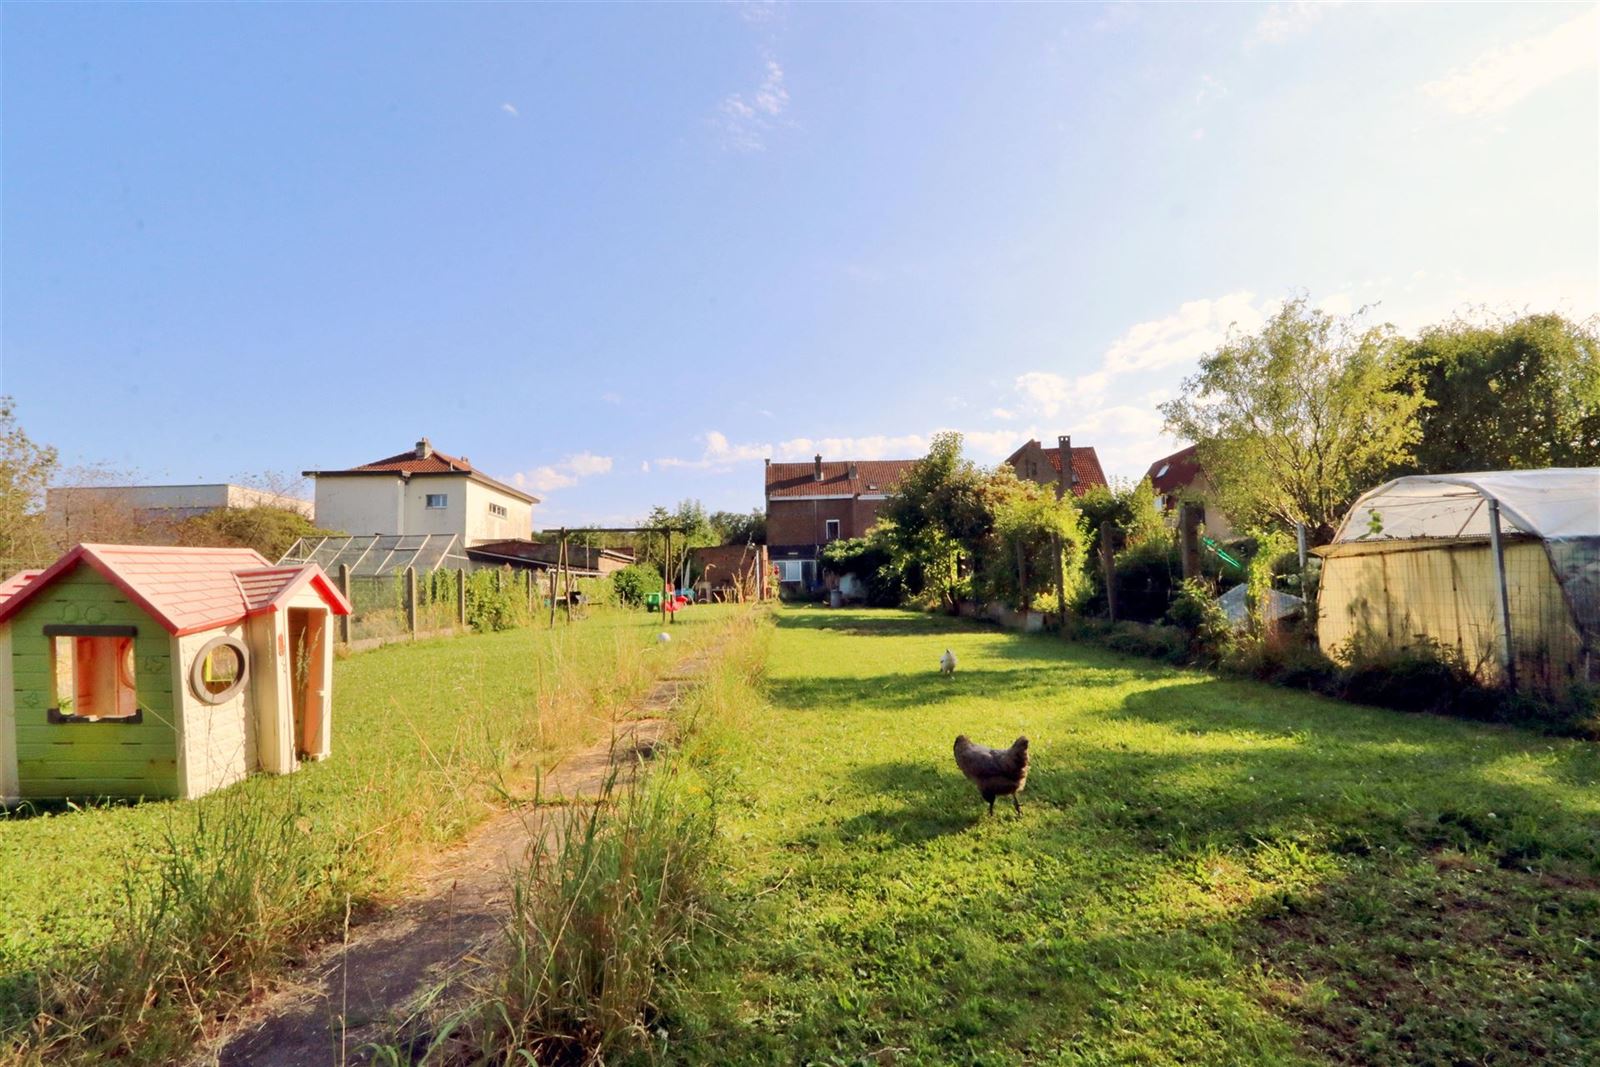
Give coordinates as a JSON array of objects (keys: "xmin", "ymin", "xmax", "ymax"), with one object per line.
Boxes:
[{"xmin": 205, "ymin": 652, "xmax": 716, "ymax": 1067}]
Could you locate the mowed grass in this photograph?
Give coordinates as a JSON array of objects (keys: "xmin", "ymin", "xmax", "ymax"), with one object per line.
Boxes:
[
  {"xmin": 0, "ymin": 605, "xmax": 736, "ymax": 1015},
  {"xmin": 673, "ymin": 606, "xmax": 1600, "ymax": 1066}
]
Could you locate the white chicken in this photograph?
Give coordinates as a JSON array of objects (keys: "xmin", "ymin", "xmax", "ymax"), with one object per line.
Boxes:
[
  {"xmin": 940, "ymin": 648, "xmax": 957, "ymax": 675},
  {"xmin": 657, "ymin": 632, "xmax": 672, "ymax": 644}
]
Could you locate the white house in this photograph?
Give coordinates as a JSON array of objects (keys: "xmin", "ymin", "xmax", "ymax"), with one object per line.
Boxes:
[{"xmin": 303, "ymin": 439, "xmax": 537, "ymax": 546}]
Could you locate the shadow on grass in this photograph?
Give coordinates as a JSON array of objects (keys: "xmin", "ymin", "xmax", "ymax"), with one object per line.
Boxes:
[
  {"xmin": 766, "ymin": 663, "xmax": 1136, "ymax": 713},
  {"xmin": 833, "ymin": 759, "xmax": 978, "ymax": 844},
  {"xmin": 774, "ymin": 608, "xmax": 969, "ymax": 639}
]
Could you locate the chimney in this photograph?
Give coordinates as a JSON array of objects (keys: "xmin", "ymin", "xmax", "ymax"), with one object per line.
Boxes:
[
  {"xmin": 416, "ymin": 437, "xmax": 432, "ymax": 460},
  {"xmin": 814, "ymin": 454, "xmax": 824, "ymax": 481},
  {"xmin": 1057, "ymin": 435, "xmax": 1073, "ymax": 498},
  {"xmin": 847, "ymin": 462, "xmax": 859, "ymax": 480}
]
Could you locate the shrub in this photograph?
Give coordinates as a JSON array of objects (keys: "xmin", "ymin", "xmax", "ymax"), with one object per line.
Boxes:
[
  {"xmin": 1337, "ymin": 635, "xmax": 1478, "ymax": 715},
  {"xmin": 820, "ymin": 537, "xmax": 904, "ymax": 607},
  {"xmin": 1110, "ymin": 538, "xmax": 1182, "ymax": 624},
  {"xmin": 612, "ymin": 563, "xmax": 664, "ymax": 607},
  {"xmin": 1103, "ymin": 621, "xmax": 1190, "ymax": 664},
  {"xmin": 1166, "ymin": 578, "xmax": 1234, "ymax": 665}
]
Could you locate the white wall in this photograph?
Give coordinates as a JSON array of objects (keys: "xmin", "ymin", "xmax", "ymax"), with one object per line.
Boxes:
[
  {"xmin": 313, "ymin": 476, "xmax": 405, "ymax": 537},
  {"xmin": 175, "ymin": 624, "xmax": 255, "ymax": 799},
  {"xmin": 463, "ymin": 480, "xmax": 534, "ymax": 544}
]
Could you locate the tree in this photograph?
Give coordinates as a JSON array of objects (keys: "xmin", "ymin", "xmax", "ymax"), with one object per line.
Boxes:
[
  {"xmin": 708, "ymin": 508, "xmax": 765, "ymax": 546},
  {"xmin": 176, "ymin": 506, "xmax": 340, "ymax": 561},
  {"xmin": 981, "ymin": 467, "xmax": 1088, "ymax": 613},
  {"xmin": 1161, "ymin": 297, "xmax": 1424, "ymax": 542},
  {"xmin": 0, "ymin": 396, "xmax": 59, "ymax": 570},
  {"xmin": 879, "ymin": 432, "xmax": 991, "ymax": 610},
  {"xmin": 1401, "ymin": 312, "xmax": 1600, "ymax": 474}
]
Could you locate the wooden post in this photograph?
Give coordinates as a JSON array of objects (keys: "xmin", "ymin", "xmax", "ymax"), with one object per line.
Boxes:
[
  {"xmin": 404, "ymin": 566, "xmax": 418, "ymax": 637},
  {"xmin": 1179, "ymin": 503, "xmax": 1202, "ymax": 580},
  {"xmin": 561, "ymin": 530, "xmax": 574, "ymax": 624},
  {"xmin": 1100, "ymin": 521, "xmax": 1118, "ymax": 623},
  {"xmin": 1052, "ymin": 533, "xmax": 1067, "ymax": 633},
  {"xmin": 337, "ymin": 564, "xmax": 352, "ymax": 644},
  {"xmin": 547, "ymin": 564, "xmax": 557, "ymax": 627},
  {"xmin": 456, "ymin": 567, "xmax": 467, "ymax": 628},
  {"xmin": 1488, "ymin": 499, "xmax": 1517, "ymax": 689},
  {"xmin": 526, "ymin": 568, "xmax": 535, "ymax": 614},
  {"xmin": 1015, "ymin": 539, "xmax": 1030, "ymax": 612},
  {"xmin": 663, "ymin": 528, "xmax": 674, "ymax": 625}
]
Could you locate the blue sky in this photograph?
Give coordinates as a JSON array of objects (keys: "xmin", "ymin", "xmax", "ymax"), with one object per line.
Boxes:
[{"xmin": 3, "ymin": 2, "xmax": 1595, "ymax": 526}]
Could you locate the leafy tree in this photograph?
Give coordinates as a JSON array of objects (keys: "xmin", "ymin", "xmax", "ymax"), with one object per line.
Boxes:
[
  {"xmin": 1161, "ymin": 297, "xmax": 1425, "ymax": 542},
  {"xmin": 1401, "ymin": 312, "xmax": 1600, "ymax": 473},
  {"xmin": 708, "ymin": 508, "xmax": 765, "ymax": 546},
  {"xmin": 879, "ymin": 432, "xmax": 991, "ymax": 610},
  {"xmin": 0, "ymin": 396, "xmax": 59, "ymax": 570},
  {"xmin": 176, "ymin": 506, "xmax": 341, "ymax": 561},
  {"xmin": 980, "ymin": 467, "xmax": 1088, "ymax": 613}
]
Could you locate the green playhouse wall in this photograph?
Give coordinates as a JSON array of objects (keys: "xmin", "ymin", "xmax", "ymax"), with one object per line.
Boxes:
[{"xmin": 9, "ymin": 565, "xmax": 180, "ymax": 799}]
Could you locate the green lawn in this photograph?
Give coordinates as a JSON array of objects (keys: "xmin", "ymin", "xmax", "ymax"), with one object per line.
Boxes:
[
  {"xmin": 0, "ymin": 605, "xmax": 737, "ymax": 1012},
  {"xmin": 675, "ymin": 606, "xmax": 1600, "ymax": 1066}
]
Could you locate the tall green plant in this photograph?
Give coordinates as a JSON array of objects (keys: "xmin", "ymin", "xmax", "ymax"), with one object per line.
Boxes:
[{"xmin": 1162, "ymin": 297, "xmax": 1425, "ymax": 541}]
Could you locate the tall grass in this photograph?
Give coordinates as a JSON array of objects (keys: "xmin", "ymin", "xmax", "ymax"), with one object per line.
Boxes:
[
  {"xmin": 0, "ymin": 607, "xmax": 753, "ymax": 1065},
  {"xmin": 414, "ymin": 611, "xmax": 769, "ymax": 1067}
]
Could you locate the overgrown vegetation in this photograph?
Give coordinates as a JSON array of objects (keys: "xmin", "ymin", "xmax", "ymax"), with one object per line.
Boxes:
[
  {"xmin": 174, "ymin": 504, "xmax": 339, "ymax": 561},
  {"xmin": 375, "ymin": 612, "xmax": 770, "ymax": 1066},
  {"xmin": 0, "ymin": 606, "xmax": 746, "ymax": 1064}
]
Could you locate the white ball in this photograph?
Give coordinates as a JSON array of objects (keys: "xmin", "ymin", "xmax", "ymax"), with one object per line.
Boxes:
[{"xmin": 656, "ymin": 632, "xmax": 672, "ymax": 643}]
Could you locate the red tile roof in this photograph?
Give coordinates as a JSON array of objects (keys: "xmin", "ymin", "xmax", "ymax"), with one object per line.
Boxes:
[
  {"xmin": 765, "ymin": 459, "xmax": 919, "ymax": 500},
  {"xmin": 1005, "ymin": 440, "xmax": 1109, "ymax": 497},
  {"xmin": 1144, "ymin": 445, "xmax": 1202, "ymax": 496},
  {"xmin": 305, "ymin": 441, "xmax": 538, "ymax": 504},
  {"xmin": 0, "ymin": 545, "xmax": 351, "ymax": 636}
]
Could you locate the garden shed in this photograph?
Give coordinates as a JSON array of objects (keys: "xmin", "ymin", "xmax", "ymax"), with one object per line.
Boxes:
[
  {"xmin": 1317, "ymin": 469, "xmax": 1600, "ymax": 692},
  {"xmin": 0, "ymin": 544, "xmax": 351, "ymax": 804}
]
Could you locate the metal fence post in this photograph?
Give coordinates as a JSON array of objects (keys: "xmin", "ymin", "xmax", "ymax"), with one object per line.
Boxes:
[
  {"xmin": 337, "ymin": 564, "xmax": 351, "ymax": 644},
  {"xmin": 456, "ymin": 567, "xmax": 467, "ymax": 628},
  {"xmin": 404, "ymin": 566, "xmax": 418, "ymax": 637},
  {"xmin": 1488, "ymin": 499, "xmax": 1517, "ymax": 689}
]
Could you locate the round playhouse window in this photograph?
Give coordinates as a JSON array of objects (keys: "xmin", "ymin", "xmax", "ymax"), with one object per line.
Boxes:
[{"xmin": 191, "ymin": 637, "xmax": 249, "ymax": 705}]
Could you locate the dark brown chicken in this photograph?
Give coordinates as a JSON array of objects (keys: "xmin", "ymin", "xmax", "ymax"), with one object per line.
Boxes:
[{"xmin": 952, "ymin": 735, "xmax": 1029, "ymax": 815}]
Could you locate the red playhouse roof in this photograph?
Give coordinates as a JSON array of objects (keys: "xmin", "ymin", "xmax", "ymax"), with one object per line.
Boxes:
[
  {"xmin": 0, "ymin": 570, "xmax": 43, "ymax": 610},
  {"xmin": 0, "ymin": 544, "xmax": 352, "ymax": 637}
]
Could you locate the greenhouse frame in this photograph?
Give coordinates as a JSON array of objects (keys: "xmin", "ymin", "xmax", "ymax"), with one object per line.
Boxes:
[{"xmin": 1316, "ymin": 468, "xmax": 1600, "ymax": 692}]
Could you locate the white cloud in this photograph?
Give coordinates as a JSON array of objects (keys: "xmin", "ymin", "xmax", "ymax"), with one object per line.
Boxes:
[
  {"xmin": 513, "ymin": 451, "xmax": 614, "ymax": 493},
  {"xmin": 718, "ymin": 56, "xmax": 790, "ymax": 151},
  {"xmin": 601, "ymin": 391, "xmax": 623, "ymax": 405},
  {"xmin": 658, "ymin": 430, "xmax": 772, "ymax": 471},
  {"xmin": 1191, "ymin": 128, "xmax": 1206, "ymax": 141},
  {"xmin": 1103, "ymin": 291, "xmax": 1266, "ymax": 376},
  {"xmin": 1250, "ymin": 1, "xmax": 1345, "ymax": 46},
  {"xmin": 501, "ymin": 102, "xmax": 519, "ymax": 118},
  {"xmin": 1421, "ymin": 8, "xmax": 1598, "ymax": 116}
]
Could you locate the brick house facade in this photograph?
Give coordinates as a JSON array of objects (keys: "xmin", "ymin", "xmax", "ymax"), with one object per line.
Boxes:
[
  {"xmin": 1004, "ymin": 435, "xmax": 1108, "ymax": 499},
  {"xmin": 764, "ymin": 455, "xmax": 917, "ymax": 589}
]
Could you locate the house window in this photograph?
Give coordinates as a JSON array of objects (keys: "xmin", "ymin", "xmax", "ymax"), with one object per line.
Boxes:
[
  {"xmin": 776, "ymin": 560, "xmax": 812, "ymax": 584},
  {"xmin": 425, "ymin": 493, "xmax": 449, "ymax": 509},
  {"xmin": 47, "ymin": 625, "xmax": 139, "ymax": 722},
  {"xmin": 824, "ymin": 519, "xmax": 841, "ymax": 542},
  {"xmin": 191, "ymin": 636, "xmax": 250, "ymax": 705},
  {"xmin": 489, "ymin": 503, "xmax": 508, "ymax": 519}
]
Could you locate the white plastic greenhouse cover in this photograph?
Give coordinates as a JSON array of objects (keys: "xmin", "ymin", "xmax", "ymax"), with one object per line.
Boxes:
[
  {"xmin": 1334, "ymin": 468, "xmax": 1600, "ymax": 543},
  {"xmin": 1333, "ymin": 468, "xmax": 1600, "ymax": 648}
]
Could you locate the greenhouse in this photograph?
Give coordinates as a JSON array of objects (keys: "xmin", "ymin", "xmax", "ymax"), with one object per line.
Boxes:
[
  {"xmin": 278, "ymin": 534, "xmax": 470, "ymax": 577},
  {"xmin": 1317, "ymin": 468, "xmax": 1600, "ymax": 692}
]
